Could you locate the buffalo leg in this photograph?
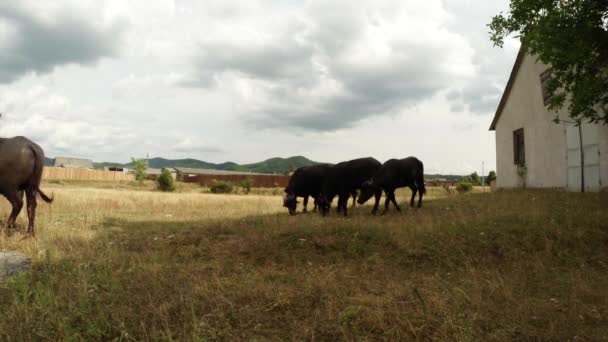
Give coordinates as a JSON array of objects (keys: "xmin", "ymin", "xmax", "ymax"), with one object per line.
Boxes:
[
  {"xmin": 339, "ymin": 194, "xmax": 348, "ymax": 216},
  {"xmin": 381, "ymin": 192, "xmax": 391, "ymax": 215},
  {"xmin": 371, "ymin": 189, "xmax": 381, "ymax": 215},
  {"xmin": 5, "ymin": 190, "xmax": 24, "ymax": 235},
  {"xmin": 409, "ymin": 186, "xmax": 417, "ymax": 208},
  {"xmin": 389, "ymin": 191, "xmax": 401, "ymax": 212},
  {"xmin": 26, "ymin": 188, "xmax": 38, "ymax": 235},
  {"xmin": 302, "ymin": 195, "xmax": 309, "ymax": 213}
]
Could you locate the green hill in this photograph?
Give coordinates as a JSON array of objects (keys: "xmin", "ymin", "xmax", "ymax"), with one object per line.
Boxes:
[
  {"xmin": 92, "ymin": 156, "xmax": 321, "ymax": 175},
  {"xmin": 83, "ymin": 156, "xmax": 466, "ymax": 179}
]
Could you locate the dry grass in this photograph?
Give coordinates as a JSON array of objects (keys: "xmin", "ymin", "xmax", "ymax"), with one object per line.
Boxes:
[{"xmin": 0, "ymin": 183, "xmax": 606, "ymax": 341}]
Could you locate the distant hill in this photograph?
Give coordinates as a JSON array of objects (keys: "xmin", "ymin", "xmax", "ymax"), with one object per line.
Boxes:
[
  {"xmin": 49, "ymin": 155, "xmax": 465, "ymax": 179},
  {"xmin": 92, "ymin": 156, "xmax": 321, "ymax": 175}
]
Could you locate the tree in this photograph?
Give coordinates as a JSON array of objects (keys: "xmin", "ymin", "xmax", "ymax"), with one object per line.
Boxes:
[
  {"xmin": 489, "ymin": 0, "xmax": 608, "ymax": 124},
  {"xmin": 239, "ymin": 177, "xmax": 254, "ymax": 194},
  {"xmin": 486, "ymin": 171, "xmax": 497, "ymax": 185},
  {"xmin": 157, "ymin": 168, "xmax": 175, "ymax": 192},
  {"xmin": 132, "ymin": 158, "xmax": 148, "ymax": 183},
  {"xmin": 470, "ymin": 172, "xmax": 481, "ymax": 186}
]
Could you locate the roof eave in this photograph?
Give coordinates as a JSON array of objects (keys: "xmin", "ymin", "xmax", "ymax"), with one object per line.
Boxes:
[{"xmin": 489, "ymin": 46, "xmax": 526, "ymax": 131}]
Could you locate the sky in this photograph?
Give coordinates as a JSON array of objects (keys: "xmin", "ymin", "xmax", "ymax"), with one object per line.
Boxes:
[{"xmin": 0, "ymin": 0, "xmax": 520, "ymax": 175}]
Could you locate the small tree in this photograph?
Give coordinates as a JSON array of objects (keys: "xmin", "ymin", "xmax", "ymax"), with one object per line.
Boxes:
[
  {"xmin": 486, "ymin": 171, "xmax": 497, "ymax": 185},
  {"xmin": 157, "ymin": 168, "xmax": 175, "ymax": 192},
  {"xmin": 239, "ymin": 177, "xmax": 254, "ymax": 194},
  {"xmin": 470, "ymin": 172, "xmax": 481, "ymax": 186},
  {"xmin": 132, "ymin": 158, "xmax": 148, "ymax": 184}
]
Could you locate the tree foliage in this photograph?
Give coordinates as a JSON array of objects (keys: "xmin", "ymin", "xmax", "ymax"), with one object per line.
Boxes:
[
  {"xmin": 132, "ymin": 158, "xmax": 148, "ymax": 183},
  {"xmin": 157, "ymin": 168, "xmax": 175, "ymax": 192},
  {"xmin": 470, "ymin": 172, "xmax": 481, "ymax": 186},
  {"xmin": 210, "ymin": 180, "xmax": 233, "ymax": 194},
  {"xmin": 239, "ymin": 177, "xmax": 254, "ymax": 194},
  {"xmin": 486, "ymin": 170, "xmax": 497, "ymax": 185},
  {"xmin": 489, "ymin": 0, "xmax": 608, "ymax": 124}
]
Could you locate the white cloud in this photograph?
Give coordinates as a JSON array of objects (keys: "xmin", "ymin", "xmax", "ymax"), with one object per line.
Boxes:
[{"xmin": 0, "ymin": 0, "xmax": 518, "ymax": 174}]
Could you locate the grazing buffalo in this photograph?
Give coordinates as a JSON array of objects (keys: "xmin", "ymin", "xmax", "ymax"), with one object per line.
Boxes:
[
  {"xmin": 0, "ymin": 136, "xmax": 53, "ymax": 235},
  {"xmin": 283, "ymin": 164, "xmax": 358, "ymax": 215},
  {"xmin": 357, "ymin": 157, "xmax": 426, "ymax": 215},
  {"xmin": 318, "ymin": 157, "xmax": 382, "ymax": 216},
  {"xmin": 283, "ymin": 164, "xmax": 332, "ymax": 215}
]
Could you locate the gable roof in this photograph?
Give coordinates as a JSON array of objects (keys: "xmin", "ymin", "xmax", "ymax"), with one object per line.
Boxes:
[
  {"xmin": 489, "ymin": 47, "xmax": 526, "ymax": 131},
  {"xmin": 53, "ymin": 157, "xmax": 93, "ymax": 169}
]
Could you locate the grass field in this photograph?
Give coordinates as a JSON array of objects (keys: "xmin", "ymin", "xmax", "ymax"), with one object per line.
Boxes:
[{"xmin": 0, "ymin": 181, "xmax": 607, "ymax": 340}]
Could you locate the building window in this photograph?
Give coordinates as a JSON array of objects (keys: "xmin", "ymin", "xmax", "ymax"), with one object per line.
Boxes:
[
  {"xmin": 540, "ymin": 69, "xmax": 552, "ymax": 105},
  {"xmin": 513, "ymin": 128, "xmax": 525, "ymax": 165}
]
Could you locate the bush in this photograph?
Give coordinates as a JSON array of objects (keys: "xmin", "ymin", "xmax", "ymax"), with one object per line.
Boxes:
[
  {"xmin": 132, "ymin": 158, "xmax": 148, "ymax": 183},
  {"xmin": 456, "ymin": 182, "xmax": 473, "ymax": 193},
  {"xmin": 239, "ymin": 178, "xmax": 254, "ymax": 194},
  {"xmin": 157, "ymin": 168, "xmax": 175, "ymax": 192},
  {"xmin": 210, "ymin": 180, "xmax": 233, "ymax": 194}
]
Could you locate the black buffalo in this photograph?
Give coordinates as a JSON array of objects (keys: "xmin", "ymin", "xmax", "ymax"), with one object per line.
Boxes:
[
  {"xmin": 283, "ymin": 164, "xmax": 332, "ymax": 215},
  {"xmin": 357, "ymin": 157, "xmax": 426, "ymax": 215},
  {"xmin": 318, "ymin": 157, "xmax": 382, "ymax": 216},
  {"xmin": 283, "ymin": 164, "xmax": 358, "ymax": 215},
  {"xmin": 0, "ymin": 136, "xmax": 53, "ymax": 235}
]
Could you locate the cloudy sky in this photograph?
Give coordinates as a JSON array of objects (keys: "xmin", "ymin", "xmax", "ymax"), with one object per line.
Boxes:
[{"xmin": 0, "ymin": 0, "xmax": 520, "ymax": 175}]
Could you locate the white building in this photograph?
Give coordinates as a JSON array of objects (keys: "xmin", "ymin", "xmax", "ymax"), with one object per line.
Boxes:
[{"xmin": 490, "ymin": 48, "xmax": 608, "ymax": 191}]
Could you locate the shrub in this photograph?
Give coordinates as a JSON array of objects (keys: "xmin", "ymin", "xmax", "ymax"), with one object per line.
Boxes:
[
  {"xmin": 132, "ymin": 158, "xmax": 148, "ymax": 183},
  {"xmin": 210, "ymin": 180, "xmax": 233, "ymax": 194},
  {"xmin": 157, "ymin": 168, "xmax": 175, "ymax": 192},
  {"xmin": 239, "ymin": 178, "xmax": 254, "ymax": 194},
  {"xmin": 456, "ymin": 182, "xmax": 473, "ymax": 193}
]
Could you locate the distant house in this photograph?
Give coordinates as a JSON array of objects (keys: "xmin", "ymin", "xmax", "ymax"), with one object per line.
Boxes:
[
  {"xmin": 490, "ymin": 48, "xmax": 608, "ymax": 191},
  {"xmin": 53, "ymin": 157, "xmax": 94, "ymax": 169}
]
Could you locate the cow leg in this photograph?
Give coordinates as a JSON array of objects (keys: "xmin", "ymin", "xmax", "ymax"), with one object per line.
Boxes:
[
  {"xmin": 351, "ymin": 191, "xmax": 357, "ymax": 208},
  {"xmin": 339, "ymin": 194, "xmax": 348, "ymax": 216},
  {"xmin": 5, "ymin": 191, "xmax": 24, "ymax": 235},
  {"xmin": 26, "ymin": 188, "xmax": 37, "ymax": 235},
  {"xmin": 313, "ymin": 197, "xmax": 318, "ymax": 212},
  {"xmin": 371, "ymin": 189, "xmax": 381, "ymax": 215},
  {"xmin": 417, "ymin": 187, "xmax": 424, "ymax": 208},
  {"xmin": 389, "ymin": 191, "xmax": 401, "ymax": 212},
  {"xmin": 409, "ymin": 186, "xmax": 417, "ymax": 208},
  {"xmin": 302, "ymin": 195, "xmax": 309, "ymax": 213},
  {"xmin": 381, "ymin": 192, "xmax": 391, "ymax": 215}
]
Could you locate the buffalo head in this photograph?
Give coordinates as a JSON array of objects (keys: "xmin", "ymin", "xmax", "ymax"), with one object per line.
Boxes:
[
  {"xmin": 357, "ymin": 180, "xmax": 377, "ymax": 204},
  {"xmin": 283, "ymin": 193, "xmax": 298, "ymax": 215}
]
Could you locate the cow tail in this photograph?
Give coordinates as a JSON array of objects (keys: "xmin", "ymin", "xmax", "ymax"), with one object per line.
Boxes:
[
  {"xmin": 417, "ymin": 159, "xmax": 426, "ymax": 194},
  {"xmin": 30, "ymin": 145, "xmax": 54, "ymax": 203}
]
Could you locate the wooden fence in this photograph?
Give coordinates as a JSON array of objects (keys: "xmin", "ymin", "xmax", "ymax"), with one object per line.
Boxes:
[
  {"xmin": 43, "ymin": 167, "xmax": 135, "ymax": 181},
  {"xmin": 181, "ymin": 174, "xmax": 290, "ymax": 188}
]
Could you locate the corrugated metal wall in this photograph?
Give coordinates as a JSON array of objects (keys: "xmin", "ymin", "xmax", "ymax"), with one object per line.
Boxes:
[
  {"xmin": 43, "ymin": 167, "xmax": 135, "ymax": 181},
  {"xmin": 181, "ymin": 174, "xmax": 289, "ymax": 188}
]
